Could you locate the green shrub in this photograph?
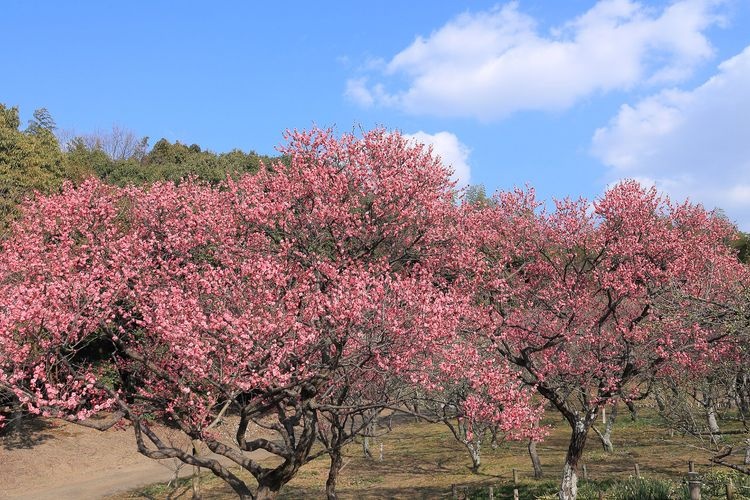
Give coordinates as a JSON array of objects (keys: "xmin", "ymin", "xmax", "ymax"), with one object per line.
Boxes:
[
  {"xmin": 462, "ymin": 479, "xmax": 614, "ymax": 500},
  {"xmin": 607, "ymin": 477, "xmax": 676, "ymax": 500},
  {"xmin": 699, "ymin": 469, "xmax": 750, "ymax": 500}
]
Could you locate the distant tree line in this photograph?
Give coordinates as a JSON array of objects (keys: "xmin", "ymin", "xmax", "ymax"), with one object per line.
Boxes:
[{"xmin": 0, "ymin": 103, "xmax": 278, "ymax": 232}]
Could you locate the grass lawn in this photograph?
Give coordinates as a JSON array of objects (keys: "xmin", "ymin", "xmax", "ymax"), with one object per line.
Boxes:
[{"xmin": 109, "ymin": 410, "xmax": 750, "ymax": 499}]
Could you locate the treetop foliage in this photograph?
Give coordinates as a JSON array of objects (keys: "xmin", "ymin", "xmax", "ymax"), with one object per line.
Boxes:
[
  {"xmin": 0, "ymin": 104, "xmax": 65, "ymax": 230},
  {"xmin": 0, "ymin": 103, "xmax": 278, "ymax": 232}
]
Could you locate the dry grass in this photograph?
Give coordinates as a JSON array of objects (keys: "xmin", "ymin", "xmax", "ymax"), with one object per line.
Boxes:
[{"xmin": 109, "ymin": 410, "xmax": 749, "ymax": 499}]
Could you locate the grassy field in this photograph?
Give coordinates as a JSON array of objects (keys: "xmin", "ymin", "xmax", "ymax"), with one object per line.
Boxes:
[{"xmin": 109, "ymin": 411, "xmax": 750, "ymax": 499}]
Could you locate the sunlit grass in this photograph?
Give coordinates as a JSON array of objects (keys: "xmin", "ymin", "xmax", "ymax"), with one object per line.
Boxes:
[{"xmin": 110, "ymin": 409, "xmax": 748, "ymax": 499}]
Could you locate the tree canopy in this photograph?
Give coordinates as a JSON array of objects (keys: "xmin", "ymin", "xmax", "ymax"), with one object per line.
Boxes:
[
  {"xmin": 0, "ymin": 103, "xmax": 278, "ymax": 231},
  {"xmin": 0, "ymin": 104, "xmax": 65, "ymax": 231}
]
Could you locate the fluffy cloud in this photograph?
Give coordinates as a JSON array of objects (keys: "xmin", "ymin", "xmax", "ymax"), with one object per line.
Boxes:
[
  {"xmin": 346, "ymin": 0, "xmax": 725, "ymax": 120},
  {"xmin": 404, "ymin": 131, "xmax": 471, "ymax": 187},
  {"xmin": 344, "ymin": 78, "xmax": 374, "ymax": 107},
  {"xmin": 592, "ymin": 45, "xmax": 750, "ymax": 229}
]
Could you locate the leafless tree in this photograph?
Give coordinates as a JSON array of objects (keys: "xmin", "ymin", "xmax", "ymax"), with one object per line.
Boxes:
[{"xmin": 61, "ymin": 125, "xmax": 148, "ymax": 160}]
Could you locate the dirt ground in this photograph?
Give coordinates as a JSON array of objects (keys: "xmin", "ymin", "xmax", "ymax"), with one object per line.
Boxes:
[{"xmin": 0, "ymin": 417, "xmax": 269, "ymax": 500}]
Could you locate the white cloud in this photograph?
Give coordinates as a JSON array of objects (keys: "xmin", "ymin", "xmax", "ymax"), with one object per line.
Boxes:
[
  {"xmin": 346, "ymin": 0, "xmax": 725, "ymax": 120},
  {"xmin": 404, "ymin": 131, "xmax": 471, "ymax": 187},
  {"xmin": 345, "ymin": 78, "xmax": 374, "ymax": 107},
  {"xmin": 592, "ymin": 45, "xmax": 750, "ymax": 229}
]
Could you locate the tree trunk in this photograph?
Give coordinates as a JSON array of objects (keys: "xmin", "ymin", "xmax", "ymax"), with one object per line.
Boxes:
[
  {"xmin": 326, "ymin": 450, "xmax": 344, "ymax": 500},
  {"xmin": 593, "ymin": 404, "xmax": 617, "ymax": 453},
  {"xmin": 655, "ymin": 391, "xmax": 666, "ymax": 412},
  {"xmin": 467, "ymin": 442, "xmax": 481, "ymax": 473},
  {"xmin": 528, "ymin": 439, "xmax": 544, "ymax": 479},
  {"xmin": 256, "ymin": 483, "xmax": 281, "ymax": 500},
  {"xmin": 191, "ymin": 439, "xmax": 202, "ymax": 499},
  {"xmin": 362, "ymin": 421, "xmax": 374, "ymax": 459},
  {"xmin": 625, "ymin": 400, "xmax": 637, "ymax": 421},
  {"xmin": 705, "ymin": 397, "xmax": 721, "ymax": 445},
  {"xmin": 559, "ymin": 419, "xmax": 590, "ymax": 500},
  {"xmin": 560, "ymin": 462, "xmax": 578, "ymax": 500},
  {"xmin": 362, "ymin": 435, "xmax": 372, "ymax": 459},
  {"xmin": 707, "ymin": 408, "xmax": 720, "ymax": 433},
  {"xmin": 736, "ymin": 372, "xmax": 749, "ymax": 417}
]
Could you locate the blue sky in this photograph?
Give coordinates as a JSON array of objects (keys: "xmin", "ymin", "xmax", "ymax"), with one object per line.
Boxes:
[{"xmin": 3, "ymin": 1, "xmax": 749, "ymax": 228}]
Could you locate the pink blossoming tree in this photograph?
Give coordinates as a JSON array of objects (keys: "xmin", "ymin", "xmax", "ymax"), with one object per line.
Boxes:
[
  {"xmin": 465, "ymin": 182, "xmax": 745, "ymax": 500},
  {"xmin": 414, "ymin": 341, "xmax": 543, "ymax": 473},
  {"xmin": 0, "ymin": 129, "xmax": 539, "ymax": 499}
]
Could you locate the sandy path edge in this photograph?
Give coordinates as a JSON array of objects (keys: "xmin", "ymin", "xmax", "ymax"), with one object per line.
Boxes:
[
  {"xmin": 1, "ymin": 419, "xmax": 271, "ymax": 500},
  {"xmin": 6, "ymin": 461, "xmax": 199, "ymax": 500}
]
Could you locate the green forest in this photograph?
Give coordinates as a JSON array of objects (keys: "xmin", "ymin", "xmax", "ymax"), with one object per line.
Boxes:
[
  {"xmin": 2, "ymin": 103, "xmax": 748, "ymax": 259},
  {"xmin": 0, "ymin": 104, "xmax": 277, "ymax": 233}
]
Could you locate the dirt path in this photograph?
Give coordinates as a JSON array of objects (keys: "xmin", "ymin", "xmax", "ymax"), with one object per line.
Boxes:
[
  {"xmin": 4, "ymin": 462, "xmax": 194, "ymax": 500},
  {"xmin": 0, "ymin": 419, "xmax": 269, "ymax": 500}
]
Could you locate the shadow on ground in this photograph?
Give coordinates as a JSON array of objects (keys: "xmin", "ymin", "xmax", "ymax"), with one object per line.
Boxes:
[{"xmin": 1, "ymin": 416, "xmax": 55, "ymax": 450}]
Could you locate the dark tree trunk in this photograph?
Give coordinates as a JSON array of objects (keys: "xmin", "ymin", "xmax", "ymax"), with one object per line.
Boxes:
[
  {"xmin": 559, "ymin": 419, "xmax": 591, "ymax": 500},
  {"xmin": 202, "ymin": 470, "xmax": 252, "ymax": 499},
  {"xmin": 218, "ymin": 475, "xmax": 253, "ymax": 500},
  {"xmin": 251, "ymin": 405, "xmax": 317, "ymax": 500},
  {"xmin": 528, "ymin": 439, "xmax": 544, "ymax": 479},
  {"xmin": 326, "ymin": 450, "xmax": 344, "ymax": 500},
  {"xmin": 255, "ymin": 483, "xmax": 281, "ymax": 500},
  {"xmin": 655, "ymin": 391, "xmax": 666, "ymax": 412},
  {"xmin": 191, "ymin": 439, "xmax": 202, "ymax": 499},
  {"xmin": 625, "ymin": 400, "xmax": 637, "ymax": 421}
]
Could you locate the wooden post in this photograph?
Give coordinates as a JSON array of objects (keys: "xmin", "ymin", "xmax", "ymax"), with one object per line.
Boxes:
[
  {"xmin": 451, "ymin": 484, "xmax": 457, "ymax": 500},
  {"xmin": 634, "ymin": 463, "xmax": 640, "ymax": 479},
  {"xmin": 512, "ymin": 468, "xmax": 518, "ymax": 485},
  {"xmin": 687, "ymin": 471, "xmax": 701, "ymax": 500},
  {"xmin": 726, "ymin": 478, "xmax": 734, "ymax": 500},
  {"xmin": 583, "ymin": 464, "xmax": 589, "ymax": 481},
  {"xmin": 689, "ymin": 460, "xmax": 695, "ymax": 473},
  {"xmin": 513, "ymin": 488, "xmax": 519, "ymax": 500},
  {"xmin": 379, "ymin": 443, "xmax": 383, "ymax": 462},
  {"xmin": 488, "ymin": 485, "xmax": 494, "ymax": 500}
]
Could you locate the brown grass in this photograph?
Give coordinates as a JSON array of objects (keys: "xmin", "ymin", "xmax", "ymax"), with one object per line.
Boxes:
[{"xmin": 108, "ymin": 410, "xmax": 748, "ymax": 499}]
